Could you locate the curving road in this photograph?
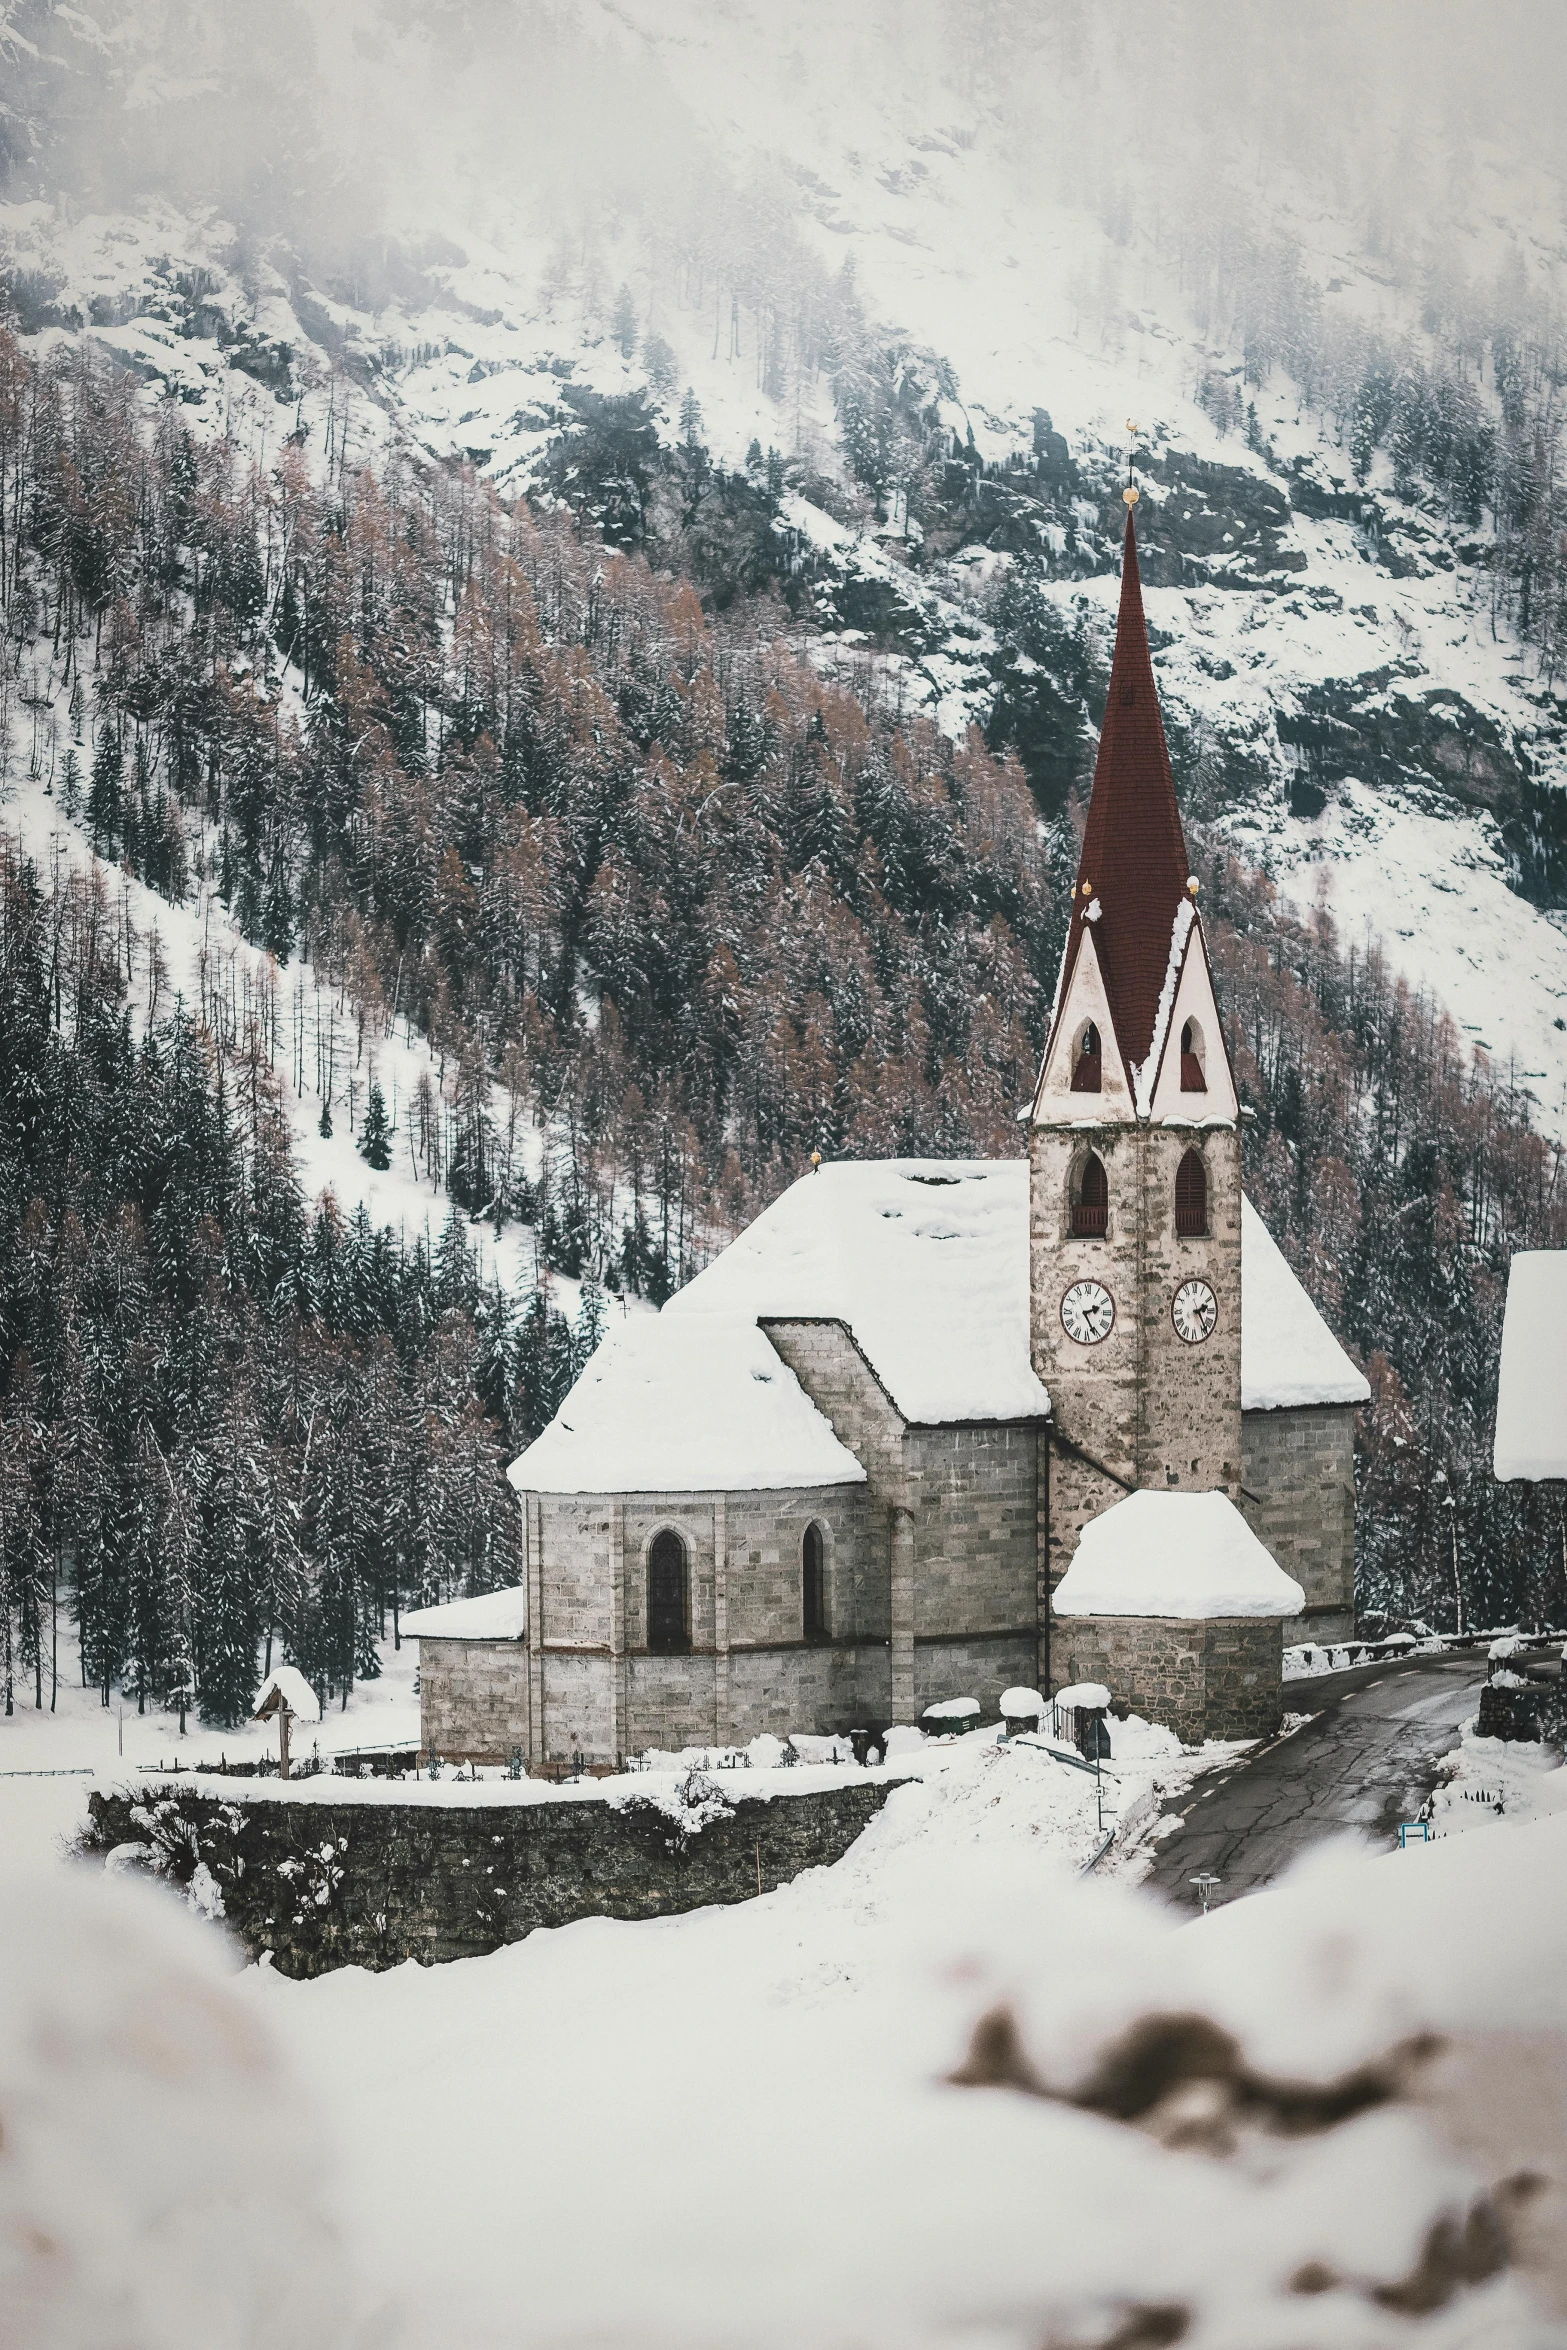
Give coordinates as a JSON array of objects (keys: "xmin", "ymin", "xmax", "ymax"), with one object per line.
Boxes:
[{"xmin": 1141, "ymin": 1653, "xmax": 1486, "ymax": 1909}]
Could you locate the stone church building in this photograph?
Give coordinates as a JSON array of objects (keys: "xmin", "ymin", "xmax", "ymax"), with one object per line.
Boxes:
[{"xmin": 409, "ymin": 507, "xmax": 1369, "ymax": 1762}]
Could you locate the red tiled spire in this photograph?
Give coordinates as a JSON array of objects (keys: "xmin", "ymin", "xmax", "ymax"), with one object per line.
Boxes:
[{"xmin": 1053, "ymin": 506, "xmax": 1191, "ymax": 1077}]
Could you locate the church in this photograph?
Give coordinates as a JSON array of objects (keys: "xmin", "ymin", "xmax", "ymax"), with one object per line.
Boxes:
[{"xmin": 407, "ymin": 505, "xmax": 1370, "ymax": 1765}]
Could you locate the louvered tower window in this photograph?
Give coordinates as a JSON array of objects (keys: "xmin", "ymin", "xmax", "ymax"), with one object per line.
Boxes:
[
  {"xmin": 1073, "ymin": 1152, "xmax": 1109, "ymax": 1237},
  {"xmin": 1175, "ymin": 1149, "xmax": 1208, "ymax": 1237}
]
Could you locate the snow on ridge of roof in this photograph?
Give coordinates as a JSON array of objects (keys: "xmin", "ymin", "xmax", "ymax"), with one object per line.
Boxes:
[
  {"xmin": 1240, "ymin": 1199, "xmax": 1369, "ymax": 1412},
  {"xmin": 668, "ymin": 1160, "xmax": 1361, "ymax": 1424},
  {"xmin": 1494, "ymin": 1251, "xmax": 1567, "ymax": 1481},
  {"xmin": 252, "ymin": 1666, "xmax": 321, "ymax": 1723},
  {"xmin": 402, "ymin": 1587, "xmax": 529, "ymax": 1641},
  {"xmin": 508, "ymin": 1313, "xmax": 866, "ymax": 1495},
  {"xmin": 1053, "ymin": 1491, "xmax": 1305, "ymax": 1621},
  {"xmin": 670, "ymin": 1159, "xmax": 1051, "ymax": 1425}
]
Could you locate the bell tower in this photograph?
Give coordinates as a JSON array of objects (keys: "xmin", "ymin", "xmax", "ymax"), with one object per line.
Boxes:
[{"xmin": 1030, "ymin": 498, "xmax": 1243, "ymax": 1642}]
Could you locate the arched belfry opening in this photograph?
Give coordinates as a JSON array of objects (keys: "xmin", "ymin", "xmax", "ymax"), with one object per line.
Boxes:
[
  {"xmin": 803, "ymin": 1523, "xmax": 827, "ymax": 1643},
  {"xmin": 1180, "ymin": 1018, "xmax": 1207, "ymax": 1092},
  {"xmin": 1175, "ymin": 1148, "xmax": 1208, "ymax": 1237},
  {"xmin": 647, "ymin": 1530, "xmax": 690, "ymax": 1654},
  {"xmin": 1072, "ymin": 1152, "xmax": 1109, "ymax": 1238},
  {"xmin": 1070, "ymin": 1020, "xmax": 1102, "ymax": 1093}
]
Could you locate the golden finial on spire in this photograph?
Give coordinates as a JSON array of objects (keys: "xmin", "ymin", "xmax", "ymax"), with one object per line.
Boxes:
[{"xmin": 1123, "ymin": 417, "xmax": 1140, "ymax": 506}]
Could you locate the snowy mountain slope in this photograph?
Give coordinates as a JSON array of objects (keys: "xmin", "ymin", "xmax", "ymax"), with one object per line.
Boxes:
[
  {"xmin": 0, "ymin": 750, "xmax": 568, "ymax": 1312},
  {"xmin": 4, "ymin": 0, "xmax": 1567, "ymax": 1130}
]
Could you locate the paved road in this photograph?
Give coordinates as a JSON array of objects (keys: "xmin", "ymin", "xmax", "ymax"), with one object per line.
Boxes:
[{"xmin": 1142, "ymin": 1654, "xmax": 1486, "ymax": 1910}]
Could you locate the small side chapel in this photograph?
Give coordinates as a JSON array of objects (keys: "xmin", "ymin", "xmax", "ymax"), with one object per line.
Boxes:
[{"xmin": 408, "ymin": 505, "xmax": 1370, "ymax": 1766}]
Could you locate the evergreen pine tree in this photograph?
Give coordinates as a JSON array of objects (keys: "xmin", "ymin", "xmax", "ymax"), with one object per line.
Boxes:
[{"xmin": 360, "ymin": 1079, "xmax": 392, "ymax": 1169}]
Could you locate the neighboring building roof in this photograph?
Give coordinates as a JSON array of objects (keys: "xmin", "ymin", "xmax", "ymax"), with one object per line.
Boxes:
[
  {"xmin": 1049, "ymin": 508, "xmax": 1195, "ymax": 1079},
  {"xmin": 507, "ymin": 1312, "xmax": 867, "ymax": 1495},
  {"xmin": 251, "ymin": 1666, "xmax": 320, "ymax": 1724},
  {"xmin": 1494, "ymin": 1252, "xmax": 1567, "ymax": 1480},
  {"xmin": 1052, "ymin": 1490, "xmax": 1306, "ymax": 1620},
  {"xmin": 670, "ymin": 1159, "xmax": 1051, "ymax": 1425},
  {"xmin": 1239, "ymin": 1200, "xmax": 1371, "ymax": 1411},
  {"xmin": 402, "ymin": 1587, "xmax": 529, "ymax": 1641}
]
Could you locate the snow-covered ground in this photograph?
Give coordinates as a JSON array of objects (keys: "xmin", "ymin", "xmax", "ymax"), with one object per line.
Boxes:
[
  {"xmin": 8, "ymin": 1703, "xmax": 1567, "ymax": 2347},
  {"xmin": 8, "ymin": 1599, "xmax": 1567, "ymax": 2346},
  {"xmin": 1427, "ymin": 1706, "xmax": 1567, "ymax": 1842}
]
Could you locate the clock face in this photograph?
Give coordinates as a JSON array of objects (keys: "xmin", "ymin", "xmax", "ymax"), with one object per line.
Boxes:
[
  {"xmin": 1172, "ymin": 1278, "xmax": 1219, "ymax": 1345},
  {"xmin": 1061, "ymin": 1279, "xmax": 1115, "ymax": 1346}
]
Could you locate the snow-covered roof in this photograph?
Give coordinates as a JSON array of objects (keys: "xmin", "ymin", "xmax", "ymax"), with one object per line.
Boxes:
[
  {"xmin": 1053, "ymin": 1490, "xmax": 1305, "ymax": 1620},
  {"xmin": 674, "ymin": 1161, "xmax": 1361, "ymax": 1421},
  {"xmin": 1494, "ymin": 1252, "xmax": 1567, "ymax": 1480},
  {"xmin": 509, "ymin": 1166, "xmax": 1364, "ymax": 1495},
  {"xmin": 251, "ymin": 1667, "xmax": 321, "ymax": 1724},
  {"xmin": 508, "ymin": 1314, "xmax": 866, "ymax": 1495},
  {"xmin": 402, "ymin": 1587, "xmax": 529, "ymax": 1641},
  {"xmin": 1239, "ymin": 1200, "xmax": 1370, "ymax": 1411},
  {"xmin": 670, "ymin": 1160, "xmax": 1051, "ymax": 1425}
]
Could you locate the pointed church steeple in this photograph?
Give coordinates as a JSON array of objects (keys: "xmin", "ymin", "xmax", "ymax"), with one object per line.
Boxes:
[{"xmin": 1049, "ymin": 506, "xmax": 1193, "ymax": 1081}]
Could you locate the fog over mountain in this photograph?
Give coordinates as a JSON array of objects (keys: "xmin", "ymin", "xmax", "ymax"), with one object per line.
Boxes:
[{"xmin": 8, "ymin": 0, "xmax": 1567, "ymax": 1109}]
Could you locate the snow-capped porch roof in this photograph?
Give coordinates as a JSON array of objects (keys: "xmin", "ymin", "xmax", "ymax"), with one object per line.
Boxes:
[
  {"xmin": 1053, "ymin": 1490, "xmax": 1306, "ymax": 1620},
  {"xmin": 402, "ymin": 1587, "xmax": 530, "ymax": 1641},
  {"xmin": 1493, "ymin": 1251, "xmax": 1567, "ymax": 1481}
]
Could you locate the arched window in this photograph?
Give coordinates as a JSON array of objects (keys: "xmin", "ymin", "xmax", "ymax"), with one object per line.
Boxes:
[
  {"xmin": 647, "ymin": 1530, "xmax": 690, "ymax": 1654},
  {"xmin": 803, "ymin": 1523, "xmax": 827, "ymax": 1643},
  {"xmin": 1072, "ymin": 1152, "xmax": 1108, "ymax": 1237},
  {"xmin": 1070, "ymin": 1020, "xmax": 1102, "ymax": 1093},
  {"xmin": 1180, "ymin": 1018, "xmax": 1207, "ymax": 1093},
  {"xmin": 1175, "ymin": 1148, "xmax": 1208, "ymax": 1237}
]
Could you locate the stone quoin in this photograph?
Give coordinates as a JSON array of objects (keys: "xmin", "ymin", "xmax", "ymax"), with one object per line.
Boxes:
[{"xmin": 411, "ymin": 509, "xmax": 1369, "ymax": 1759}]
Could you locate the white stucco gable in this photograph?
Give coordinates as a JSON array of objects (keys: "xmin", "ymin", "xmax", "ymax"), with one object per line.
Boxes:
[
  {"xmin": 1030, "ymin": 925, "xmax": 1134, "ymax": 1124},
  {"xmin": 1144, "ymin": 918, "xmax": 1239, "ymax": 1124}
]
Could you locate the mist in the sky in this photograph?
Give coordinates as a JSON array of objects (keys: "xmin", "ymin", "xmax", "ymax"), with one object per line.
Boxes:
[{"xmin": 4, "ymin": 0, "xmax": 1565, "ymax": 355}]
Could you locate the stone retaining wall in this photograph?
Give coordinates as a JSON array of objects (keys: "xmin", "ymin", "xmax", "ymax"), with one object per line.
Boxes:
[{"xmin": 80, "ymin": 1774, "xmax": 898, "ymax": 1979}]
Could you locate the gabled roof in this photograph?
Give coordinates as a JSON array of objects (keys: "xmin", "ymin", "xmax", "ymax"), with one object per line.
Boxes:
[
  {"xmin": 1047, "ymin": 508, "xmax": 1196, "ymax": 1084},
  {"xmin": 507, "ymin": 1312, "xmax": 866, "ymax": 1494},
  {"xmin": 1238, "ymin": 1202, "xmax": 1371, "ymax": 1411},
  {"xmin": 670, "ymin": 1160, "xmax": 1051, "ymax": 1425},
  {"xmin": 507, "ymin": 1164, "xmax": 1368, "ymax": 1495}
]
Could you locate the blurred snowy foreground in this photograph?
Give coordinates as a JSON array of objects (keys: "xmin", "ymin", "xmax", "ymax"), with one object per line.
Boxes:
[{"xmin": 5, "ymin": 1725, "xmax": 1567, "ymax": 2350}]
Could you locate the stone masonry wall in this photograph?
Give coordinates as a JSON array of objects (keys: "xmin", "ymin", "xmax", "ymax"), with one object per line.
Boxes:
[
  {"xmin": 1241, "ymin": 1404, "xmax": 1356, "ymax": 1637},
  {"xmin": 910, "ymin": 1422, "xmax": 1040, "ymax": 1638},
  {"xmin": 1031, "ymin": 1118, "xmax": 1244, "ymax": 1592},
  {"xmin": 521, "ymin": 1482, "xmax": 877, "ymax": 1764},
  {"xmin": 908, "ymin": 1419, "xmax": 1041, "ymax": 1716},
  {"xmin": 421, "ymin": 1637, "xmax": 529, "ymax": 1764},
  {"xmin": 1135, "ymin": 1122, "xmax": 1243, "ymax": 1499},
  {"xmin": 1057, "ymin": 1613, "xmax": 1284, "ymax": 1743},
  {"xmin": 763, "ymin": 1317, "xmax": 910, "ymax": 1714},
  {"xmin": 82, "ymin": 1776, "xmax": 897, "ymax": 1978}
]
